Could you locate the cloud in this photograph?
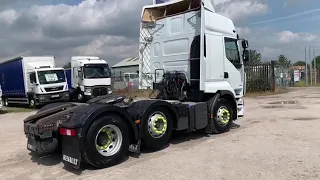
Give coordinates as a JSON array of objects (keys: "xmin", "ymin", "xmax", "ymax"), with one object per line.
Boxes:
[
  {"xmin": 237, "ymin": 26, "xmax": 320, "ymax": 61},
  {"xmin": 213, "ymin": 0, "xmax": 269, "ymax": 23},
  {"xmin": 0, "ymin": 0, "xmax": 269, "ymax": 66},
  {"xmin": 0, "ymin": 0, "xmax": 152, "ymax": 65}
]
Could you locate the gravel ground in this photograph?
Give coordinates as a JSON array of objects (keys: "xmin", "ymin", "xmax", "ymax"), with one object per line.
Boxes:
[{"xmin": 1, "ymin": 87, "xmax": 320, "ymax": 180}]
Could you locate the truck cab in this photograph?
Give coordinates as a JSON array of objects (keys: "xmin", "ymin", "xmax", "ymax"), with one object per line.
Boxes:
[
  {"xmin": 27, "ymin": 66, "xmax": 69, "ymax": 107},
  {"xmin": 68, "ymin": 56, "xmax": 112, "ymax": 102}
]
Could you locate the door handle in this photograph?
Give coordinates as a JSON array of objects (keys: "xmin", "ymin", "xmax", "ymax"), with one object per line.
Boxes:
[{"xmin": 224, "ymin": 72, "xmax": 229, "ymax": 79}]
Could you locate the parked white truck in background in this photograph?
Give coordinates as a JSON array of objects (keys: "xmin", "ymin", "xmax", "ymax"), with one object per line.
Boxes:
[
  {"xmin": 65, "ymin": 56, "xmax": 113, "ymax": 102},
  {"xmin": 0, "ymin": 56, "xmax": 69, "ymax": 108}
]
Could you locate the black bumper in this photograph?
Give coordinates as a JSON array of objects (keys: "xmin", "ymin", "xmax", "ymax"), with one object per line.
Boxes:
[{"xmin": 35, "ymin": 91, "xmax": 70, "ymax": 104}]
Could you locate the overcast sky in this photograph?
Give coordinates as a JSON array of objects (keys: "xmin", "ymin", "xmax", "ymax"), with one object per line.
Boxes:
[{"xmin": 0, "ymin": 0, "xmax": 320, "ymax": 66}]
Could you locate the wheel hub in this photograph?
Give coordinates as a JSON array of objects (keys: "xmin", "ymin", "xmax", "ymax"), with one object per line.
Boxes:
[
  {"xmin": 78, "ymin": 94, "xmax": 83, "ymax": 100},
  {"xmin": 217, "ymin": 107, "xmax": 230, "ymax": 126},
  {"xmin": 148, "ymin": 113, "xmax": 167, "ymax": 138},
  {"xmin": 95, "ymin": 125, "xmax": 122, "ymax": 157},
  {"xmin": 30, "ymin": 99, "xmax": 35, "ymax": 107}
]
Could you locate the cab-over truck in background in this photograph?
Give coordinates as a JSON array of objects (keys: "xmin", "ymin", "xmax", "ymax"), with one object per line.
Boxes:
[
  {"xmin": 65, "ymin": 56, "xmax": 113, "ymax": 102},
  {"xmin": 0, "ymin": 56, "xmax": 69, "ymax": 108},
  {"xmin": 23, "ymin": 0, "xmax": 250, "ymax": 170}
]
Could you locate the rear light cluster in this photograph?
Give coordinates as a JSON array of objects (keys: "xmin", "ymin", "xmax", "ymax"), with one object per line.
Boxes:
[{"xmin": 59, "ymin": 128, "xmax": 77, "ymax": 136}]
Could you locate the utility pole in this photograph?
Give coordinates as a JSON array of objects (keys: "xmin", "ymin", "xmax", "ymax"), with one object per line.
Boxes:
[
  {"xmin": 305, "ymin": 46, "xmax": 308, "ymax": 85},
  {"xmin": 310, "ymin": 47, "xmax": 313, "ymax": 86},
  {"xmin": 314, "ymin": 47, "xmax": 317, "ymax": 84}
]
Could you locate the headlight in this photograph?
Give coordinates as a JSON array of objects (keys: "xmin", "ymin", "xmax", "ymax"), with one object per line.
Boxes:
[
  {"xmin": 107, "ymin": 87, "xmax": 112, "ymax": 94},
  {"xmin": 85, "ymin": 88, "xmax": 91, "ymax": 93}
]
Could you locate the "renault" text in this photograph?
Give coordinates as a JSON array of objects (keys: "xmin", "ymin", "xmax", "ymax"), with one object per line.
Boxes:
[{"xmin": 62, "ymin": 154, "xmax": 78, "ymax": 165}]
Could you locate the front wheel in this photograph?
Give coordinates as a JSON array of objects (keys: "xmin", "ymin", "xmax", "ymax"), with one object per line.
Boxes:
[
  {"xmin": 211, "ymin": 98, "xmax": 234, "ymax": 134},
  {"xmin": 2, "ymin": 97, "xmax": 9, "ymax": 107},
  {"xmin": 28, "ymin": 96, "xmax": 37, "ymax": 109},
  {"xmin": 84, "ymin": 114, "xmax": 130, "ymax": 169}
]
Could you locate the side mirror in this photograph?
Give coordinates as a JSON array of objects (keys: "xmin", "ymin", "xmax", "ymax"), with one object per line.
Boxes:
[
  {"xmin": 243, "ymin": 50, "xmax": 250, "ymax": 62},
  {"xmin": 242, "ymin": 40, "xmax": 249, "ymax": 49}
]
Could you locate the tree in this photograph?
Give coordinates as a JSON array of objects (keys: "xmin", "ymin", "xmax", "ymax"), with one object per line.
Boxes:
[
  {"xmin": 293, "ymin": 61, "xmax": 310, "ymax": 69},
  {"xmin": 311, "ymin": 56, "xmax": 320, "ymax": 68},
  {"xmin": 246, "ymin": 49, "xmax": 262, "ymax": 65},
  {"xmin": 277, "ymin": 54, "xmax": 292, "ymax": 68},
  {"xmin": 63, "ymin": 62, "xmax": 71, "ymax": 68}
]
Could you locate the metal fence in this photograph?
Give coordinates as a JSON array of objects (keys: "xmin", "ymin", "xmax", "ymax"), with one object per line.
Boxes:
[
  {"xmin": 112, "ymin": 61, "xmax": 291, "ymax": 93},
  {"xmin": 111, "ymin": 75, "xmax": 139, "ymax": 92},
  {"xmin": 244, "ymin": 62, "xmax": 275, "ymax": 92}
]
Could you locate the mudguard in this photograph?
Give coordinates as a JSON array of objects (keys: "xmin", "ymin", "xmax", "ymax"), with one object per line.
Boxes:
[
  {"xmin": 59, "ymin": 103, "xmax": 139, "ymax": 151},
  {"xmin": 219, "ymin": 90, "xmax": 237, "ymax": 119}
]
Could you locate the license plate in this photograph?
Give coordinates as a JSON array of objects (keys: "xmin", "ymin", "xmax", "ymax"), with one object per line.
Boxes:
[
  {"xmin": 51, "ymin": 94, "xmax": 59, "ymax": 98},
  {"xmin": 27, "ymin": 143, "xmax": 36, "ymax": 151}
]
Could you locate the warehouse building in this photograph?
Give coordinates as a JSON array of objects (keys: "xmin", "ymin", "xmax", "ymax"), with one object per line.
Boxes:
[{"xmin": 111, "ymin": 57, "xmax": 139, "ymax": 76}]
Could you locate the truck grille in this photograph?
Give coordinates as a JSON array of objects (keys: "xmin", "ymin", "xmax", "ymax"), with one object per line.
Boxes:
[
  {"xmin": 92, "ymin": 87, "xmax": 108, "ymax": 97},
  {"xmin": 44, "ymin": 86, "xmax": 64, "ymax": 92}
]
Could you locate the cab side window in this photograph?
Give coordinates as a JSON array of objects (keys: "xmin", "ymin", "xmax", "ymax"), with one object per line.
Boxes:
[
  {"xmin": 224, "ymin": 37, "xmax": 240, "ymax": 64},
  {"xmin": 29, "ymin": 73, "xmax": 36, "ymax": 83}
]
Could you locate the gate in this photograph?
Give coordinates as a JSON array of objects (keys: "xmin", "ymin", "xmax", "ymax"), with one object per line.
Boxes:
[{"xmin": 244, "ymin": 61, "xmax": 275, "ymax": 92}]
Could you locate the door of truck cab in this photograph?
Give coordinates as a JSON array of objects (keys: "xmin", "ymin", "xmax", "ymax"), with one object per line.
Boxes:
[{"xmin": 199, "ymin": 0, "xmax": 225, "ymax": 92}]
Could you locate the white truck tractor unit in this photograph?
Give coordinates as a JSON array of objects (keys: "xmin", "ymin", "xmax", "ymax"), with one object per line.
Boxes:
[
  {"xmin": 66, "ymin": 56, "xmax": 112, "ymax": 102},
  {"xmin": 23, "ymin": 0, "xmax": 250, "ymax": 170},
  {"xmin": 0, "ymin": 56, "xmax": 69, "ymax": 108},
  {"xmin": 139, "ymin": 0, "xmax": 249, "ymax": 103}
]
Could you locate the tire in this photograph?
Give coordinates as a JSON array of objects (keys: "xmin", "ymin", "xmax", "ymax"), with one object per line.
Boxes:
[
  {"xmin": 84, "ymin": 114, "xmax": 130, "ymax": 169},
  {"xmin": 211, "ymin": 98, "xmax": 234, "ymax": 134},
  {"xmin": 77, "ymin": 92, "xmax": 86, "ymax": 103},
  {"xmin": 28, "ymin": 96, "xmax": 37, "ymax": 109},
  {"xmin": 142, "ymin": 106, "xmax": 173, "ymax": 150},
  {"xmin": 2, "ymin": 97, "xmax": 9, "ymax": 107}
]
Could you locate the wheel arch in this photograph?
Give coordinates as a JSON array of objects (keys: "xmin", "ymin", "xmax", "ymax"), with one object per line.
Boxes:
[
  {"xmin": 219, "ymin": 90, "xmax": 237, "ymax": 120},
  {"xmin": 59, "ymin": 103, "xmax": 139, "ymax": 153},
  {"xmin": 82, "ymin": 105, "xmax": 139, "ymax": 142},
  {"xmin": 126, "ymin": 100, "xmax": 178, "ymax": 137},
  {"xmin": 203, "ymin": 90, "xmax": 237, "ymax": 120}
]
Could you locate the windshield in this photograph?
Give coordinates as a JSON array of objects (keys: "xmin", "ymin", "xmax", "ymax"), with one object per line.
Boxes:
[
  {"xmin": 37, "ymin": 70, "xmax": 66, "ymax": 84},
  {"xmin": 83, "ymin": 64, "xmax": 111, "ymax": 79}
]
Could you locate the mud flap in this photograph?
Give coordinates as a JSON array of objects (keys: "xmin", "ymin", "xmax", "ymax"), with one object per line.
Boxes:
[
  {"xmin": 61, "ymin": 136, "xmax": 82, "ymax": 169},
  {"xmin": 27, "ymin": 136, "xmax": 38, "ymax": 153}
]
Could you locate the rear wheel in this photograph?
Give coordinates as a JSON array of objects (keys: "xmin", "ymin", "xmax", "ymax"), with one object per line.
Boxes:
[
  {"xmin": 211, "ymin": 98, "xmax": 233, "ymax": 134},
  {"xmin": 142, "ymin": 106, "xmax": 173, "ymax": 150},
  {"xmin": 84, "ymin": 114, "xmax": 130, "ymax": 169}
]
